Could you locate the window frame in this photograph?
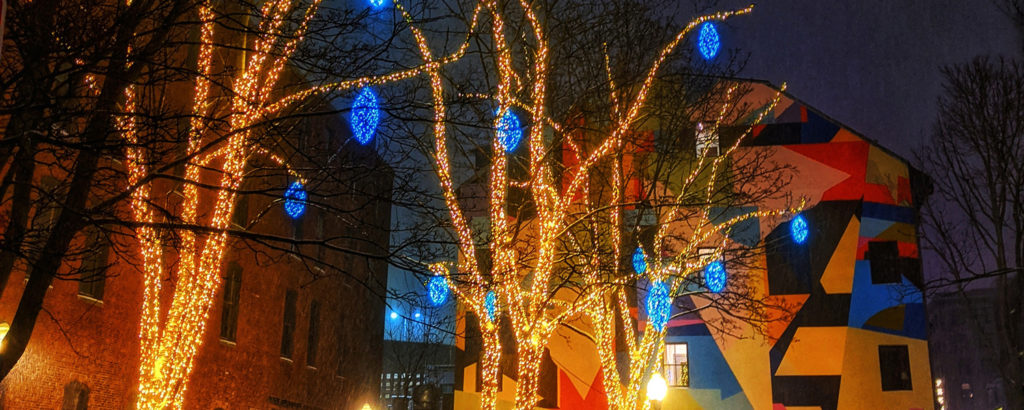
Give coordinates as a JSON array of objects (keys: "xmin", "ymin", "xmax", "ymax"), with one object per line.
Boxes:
[
  {"xmin": 664, "ymin": 342, "xmax": 690, "ymax": 387},
  {"xmin": 219, "ymin": 262, "xmax": 242, "ymax": 342},
  {"xmin": 878, "ymin": 344, "xmax": 913, "ymax": 391},
  {"xmin": 280, "ymin": 289, "xmax": 297, "ymax": 359}
]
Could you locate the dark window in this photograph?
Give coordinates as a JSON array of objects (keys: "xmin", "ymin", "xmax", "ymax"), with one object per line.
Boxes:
[
  {"xmin": 220, "ymin": 262, "xmax": 242, "ymax": 342},
  {"xmin": 61, "ymin": 381, "xmax": 89, "ymax": 410},
  {"xmin": 281, "ymin": 289, "xmax": 297, "ymax": 358},
  {"xmin": 879, "ymin": 345, "xmax": 912, "ymax": 391},
  {"xmin": 307, "ymin": 300, "xmax": 320, "ymax": 367},
  {"xmin": 78, "ymin": 229, "xmax": 108, "ymax": 301},
  {"xmin": 232, "ymin": 193, "xmax": 249, "ymax": 228},
  {"xmin": 868, "ymin": 241, "xmax": 901, "ymax": 284}
]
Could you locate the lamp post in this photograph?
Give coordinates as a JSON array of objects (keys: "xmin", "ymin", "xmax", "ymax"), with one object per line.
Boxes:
[{"xmin": 647, "ymin": 372, "xmax": 668, "ymax": 409}]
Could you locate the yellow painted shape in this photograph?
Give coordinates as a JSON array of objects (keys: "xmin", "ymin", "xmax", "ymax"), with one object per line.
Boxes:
[
  {"xmin": 663, "ymin": 387, "xmax": 705, "ymax": 409},
  {"xmin": 875, "ymin": 222, "xmax": 917, "ymax": 244},
  {"xmin": 865, "ymin": 145, "xmax": 909, "ymax": 201},
  {"xmin": 698, "ymin": 290, "xmax": 775, "ymax": 410},
  {"xmin": 547, "ymin": 322, "xmax": 601, "ymax": 400},
  {"xmin": 837, "ymin": 328, "xmax": 933, "ymax": 410},
  {"xmin": 820, "ymin": 216, "xmax": 860, "ymax": 294},
  {"xmin": 776, "ymin": 327, "xmax": 847, "ymax": 376}
]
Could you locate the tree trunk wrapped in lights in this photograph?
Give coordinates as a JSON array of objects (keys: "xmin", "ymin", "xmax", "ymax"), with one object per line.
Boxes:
[{"xmin": 401, "ymin": 1, "xmax": 802, "ymax": 408}]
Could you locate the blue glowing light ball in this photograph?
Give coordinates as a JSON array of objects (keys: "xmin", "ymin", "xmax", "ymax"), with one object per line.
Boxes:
[
  {"xmin": 698, "ymin": 22, "xmax": 720, "ymax": 60},
  {"xmin": 283, "ymin": 181, "xmax": 307, "ymax": 219},
  {"xmin": 791, "ymin": 214, "xmax": 809, "ymax": 244},
  {"xmin": 632, "ymin": 246, "xmax": 648, "ymax": 275},
  {"xmin": 705, "ymin": 260, "xmax": 727, "ymax": 293},
  {"xmin": 485, "ymin": 290, "xmax": 497, "ymax": 321},
  {"xmin": 351, "ymin": 87, "xmax": 380, "ymax": 145},
  {"xmin": 428, "ymin": 275, "xmax": 449, "ymax": 306},
  {"xmin": 496, "ymin": 108, "xmax": 522, "ymax": 153},
  {"xmin": 368, "ymin": 0, "xmax": 386, "ymax": 9},
  {"xmin": 646, "ymin": 280, "xmax": 671, "ymax": 331}
]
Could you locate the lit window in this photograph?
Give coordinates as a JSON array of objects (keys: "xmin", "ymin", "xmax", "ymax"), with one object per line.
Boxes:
[
  {"xmin": 665, "ymin": 343, "xmax": 689, "ymax": 387},
  {"xmin": 695, "ymin": 123, "xmax": 719, "ymax": 157}
]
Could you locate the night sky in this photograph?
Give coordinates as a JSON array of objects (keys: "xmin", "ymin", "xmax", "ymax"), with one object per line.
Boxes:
[{"xmin": 723, "ymin": 0, "xmax": 1021, "ymax": 159}]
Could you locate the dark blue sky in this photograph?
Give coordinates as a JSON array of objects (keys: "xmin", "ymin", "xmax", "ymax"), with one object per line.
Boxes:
[{"xmin": 724, "ymin": 0, "xmax": 1020, "ymax": 159}]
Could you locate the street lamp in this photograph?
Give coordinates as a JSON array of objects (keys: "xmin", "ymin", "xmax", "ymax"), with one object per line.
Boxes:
[{"xmin": 647, "ymin": 372, "xmax": 667, "ymax": 409}]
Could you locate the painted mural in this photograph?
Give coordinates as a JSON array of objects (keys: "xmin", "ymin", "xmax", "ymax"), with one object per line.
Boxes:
[{"xmin": 452, "ymin": 81, "xmax": 933, "ymax": 410}]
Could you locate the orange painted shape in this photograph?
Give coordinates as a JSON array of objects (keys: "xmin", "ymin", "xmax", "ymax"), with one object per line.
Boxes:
[
  {"xmin": 764, "ymin": 294, "xmax": 809, "ymax": 344},
  {"xmin": 776, "ymin": 327, "xmax": 847, "ymax": 376},
  {"xmin": 830, "ymin": 128, "xmax": 862, "ymax": 142},
  {"xmin": 820, "ymin": 216, "xmax": 860, "ymax": 294},
  {"xmin": 558, "ymin": 369, "xmax": 607, "ymax": 409}
]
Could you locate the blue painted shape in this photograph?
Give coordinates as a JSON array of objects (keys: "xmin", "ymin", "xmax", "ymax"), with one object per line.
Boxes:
[
  {"xmin": 496, "ymin": 108, "xmax": 522, "ymax": 153},
  {"xmin": 776, "ymin": 104, "xmax": 804, "ymax": 124},
  {"xmin": 351, "ymin": 87, "xmax": 380, "ymax": 145},
  {"xmin": 697, "ymin": 22, "xmax": 720, "ymax": 60},
  {"xmin": 859, "ymin": 217, "xmax": 896, "ymax": 238},
  {"xmin": 849, "ymin": 260, "xmax": 925, "ymax": 339},
  {"xmin": 862, "ymin": 303, "xmax": 928, "ymax": 340},
  {"xmin": 862, "ymin": 202, "xmax": 916, "ymax": 224},
  {"xmin": 709, "ymin": 206, "xmax": 761, "ymax": 247},
  {"xmin": 632, "ymin": 246, "xmax": 648, "ymax": 275},
  {"xmin": 800, "ymin": 110, "xmax": 841, "ymax": 144},
  {"xmin": 283, "ymin": 181, "xmax": 307, "ymax": 219},
  {"xmin": 666, "ymin": 331, "xmax": 746, "ymax": 401}
]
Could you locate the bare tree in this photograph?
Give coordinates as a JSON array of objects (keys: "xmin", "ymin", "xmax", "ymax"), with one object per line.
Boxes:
[{"xmin": 918, "ymin": 56, "xmax": 1024, "ymax": 409}]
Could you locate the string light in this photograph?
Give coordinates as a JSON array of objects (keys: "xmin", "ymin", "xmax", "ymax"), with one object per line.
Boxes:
[
  {"xmin": 485, "ymin": 290, "xmax": 497, "ymax": 322},
  {"xmin": 698, "ymin": 22, "xmax": 720, "ymax": 60},
  {"xmin": 428, "ymin": 275, "xmax": 449, "ymax": 306},
  {"xmin": 705, "ymin": 260, "xmax": 727, "ymax": 293},
  {"xmin": 351, "ymin": 87, "xmax": 381, "ymax": 145},
  {"xmin": 646, "ymin": 280, "xmax": 670, "ymax": 331},
  {"xmin": 283, "ymin": 181, "xmax": 307, "ymax": 219},
  {"xmin": 496, "ymin": 108, "xmax": 522, "ymax": 153},
  {"xmin": 632, "ymin": 246, "xmax": 648, "ymax": 275},
  {"xmin": 791, "ymin": 214, "xmax": 808, "ymax": 244}
]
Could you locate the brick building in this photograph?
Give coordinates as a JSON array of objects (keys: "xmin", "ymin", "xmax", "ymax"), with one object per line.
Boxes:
[{"xmin": 0, "ymin": 110, "xmax": 392, "ymax": 409}]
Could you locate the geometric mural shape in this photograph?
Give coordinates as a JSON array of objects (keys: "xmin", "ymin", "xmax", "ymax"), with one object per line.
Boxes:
[
  {"xmin": 820, "ymin": 215, "xmax": 859, "ymax": 294},
  {"xmin": 776, "ymin": 326, "xmax": 847, "ymax": 376}
]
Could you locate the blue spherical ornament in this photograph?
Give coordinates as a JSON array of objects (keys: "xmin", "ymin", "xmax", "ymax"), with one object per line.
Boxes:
[
  {"xmin": 646, "ymin": 280, "xmax": 671, "ymax": 331},
  {"xmin": 632, "ymin": 246, "xmax": 648, "ymax": 275},
  {"xmin": 698, "ymin": 22, "xmax": 720, "ymax": 60},
  {"xmin": 283, "ymin": 181, "xmax": 307, "ymax": 219},
  {"xmin": 705, "ymin": 260, "xmax": 727, "ymax": 293},
  {"xmin": 428, "ymin": 275, "xmax": 449, "ymax": 306},
  {"xmin": 485, "ymin": 290, "xmax": 497, "ymax": 321},
  {"xmin": 351, "ymin": 87, "xmax": 381, "ymax": 145},
  {"xmin": 791, "ymin": 214, "xmax": 809, "ymax": 244},
  {"xmin": 496, "ymin": 108, "xmax": 522, "ymax": 153}
]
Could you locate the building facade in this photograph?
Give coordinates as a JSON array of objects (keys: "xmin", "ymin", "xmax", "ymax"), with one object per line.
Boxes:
[
  {"xmin": 450, "ymin": 80, "xmax": 934, "ymax": 409},
  {"xmin": 0, "ymin": 112, "xmax": 391, "ymax": 409}
]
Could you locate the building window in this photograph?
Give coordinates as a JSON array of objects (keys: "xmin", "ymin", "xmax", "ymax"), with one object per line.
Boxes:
[
  {"xmin": 61, "ymin": 380, "xmax": 89, "ymax": 410},
  {"xmin": 695, "ymin": 123, "xmax": 720, "ymax": 157},
  {"xmin": 232, "ymin": 193, "xmax": 249, "ymax": 228},
  {"xmin": 665, "ymin": 343, "xmax": 689, "ymax": 387},
  {"xmin": 220, "ymin": 262, "xmax": 242, "ymax": 342},
  {"xmin": 868, "ymin": 241, "xmax": 901, "ymax": 284},
  {"xmin": 78, "ymin": 228, "xmax": 108, "ymax": 301},
  {"xmin": 307, "ymin": 300, "xmax": 320, "ymax": 368},
  {"xmin": 879, "ymin": 345, "xmax": 912, "ymax": 391},
  {"xmin": 281, "ymin": 289, "xmax": 297, "ymax": 359}
]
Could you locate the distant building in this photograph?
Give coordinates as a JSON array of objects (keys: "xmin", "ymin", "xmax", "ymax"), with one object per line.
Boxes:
[
  {"xmin": 448, "ymin": 79, "xmax": 935, "ymax": 409},
  {"xmin": 929, "ymin": 287, "xmax": 1009, "ymax": 410},
  {"xmin": 0, "ymin": 111, "xmax": 392, "ymax": 409}
]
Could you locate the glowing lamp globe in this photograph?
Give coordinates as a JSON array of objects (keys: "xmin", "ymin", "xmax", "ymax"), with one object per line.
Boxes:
[
  {"xmin": 496, "ymin": 108, "xmax": 522, "ymax": 153},
  {"xmin": 698, "ymin": 22, "xmax": 720, "ymax": 60},
  {"xmin": 351, "ymin": 87, "xmax": 381, "ymax": 145},
  {"xmin": 791, "ymin": 214, "xmax": 809, "ymax": 244},
  {"xmin": 705, "ymin": 260, "xmax": 727, "ymax": 293},
  {"xmin": 647, "ymin": 373, "xmax": 668, "ymax": 401},
  {"xmin": 485, "ymin": 290, "xmax": 497, "ymax": 321},
  {"xmin": 283, "ymin": 181, "xmax": 307, "ymax": 219},
  {"xmin": 632, "ymin": 246, "xmax": 648, "ymax": 275},
  {"xmin": 428, "ymin": 275, "xmax": 449, "ymax": 306},
  {"xmin": 368, "ymin": 0, "xmax": 385, "ymax": 9},
  {"xmin": 389, "ymin": 311, "xmax": 398, "ymax": 320},
  {"xmin": 646, "ymin": 280, "xmax": 671, "ymax": 331}
]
